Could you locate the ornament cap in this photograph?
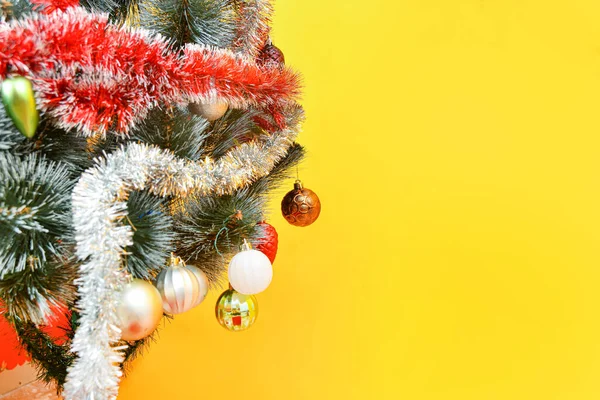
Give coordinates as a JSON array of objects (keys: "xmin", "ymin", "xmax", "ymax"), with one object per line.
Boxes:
[
  {"xmin": 293, "ymin": 179, "xmax": 303, "ymax": 191},
  {"xmin": 241, "ymin": 238, "xmax": 253, "ymax": 251},
  {"xmin": 169, "ymin": 253, "xmax": 185, "ymax": 268}
]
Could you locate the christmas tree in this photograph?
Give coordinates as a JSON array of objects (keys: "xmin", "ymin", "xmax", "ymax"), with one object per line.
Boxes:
[{"xmin": 0, "ymin": 0, "xmax": 316, "ymax": 399}]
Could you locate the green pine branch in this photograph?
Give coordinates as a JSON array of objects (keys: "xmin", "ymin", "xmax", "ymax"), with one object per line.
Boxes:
[
  {"xmin": 0, "ymin": 153, "xmax": 75, "ymax": 275},
  {"xmin": 0, "ymin": 255, "xmax": 77, "ymax": 323},
  {"xmin": 1, "ymin": 0, "xmax": 34, "ymax": 21},
  {"xmin": 173, "ymin": 143, "xmax": 305, "ymax": 285},
  {"xmin": 203, "ymin": 108, "xmax": 262, "ymax": 158},
  {"xmin": 11, "ymin": 319, "xmax": 75, "ymax": 389},
  {"xmin": 124, "ymin": 190, "xmax": 175, "ymax": 279},
  {"xmin": 0, "ymin": 152, "xmax": 77, "ymax": 322},
  {"xmin": 131, "ymin": 107, "xmax": 210, "ymax": 161},
  {"xmin": 19, "ymin": 120, "xmax": 121, "ymax": 175},
  {"xmin": 0, "ymin": 102, "xmax": 26, "ymax": 150},
  {"xmin": 138, "ymin": 0, "xmax": 236, "ymax": 47},
  {"xmin": 78, "ymin": 0, "xmax": 121, "ymax": 14}
]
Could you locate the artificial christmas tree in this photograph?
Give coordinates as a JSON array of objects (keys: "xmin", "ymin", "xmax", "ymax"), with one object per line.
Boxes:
[{"xmin": 0, "ymin": 0, "xmax": 310, "ymax": 398}]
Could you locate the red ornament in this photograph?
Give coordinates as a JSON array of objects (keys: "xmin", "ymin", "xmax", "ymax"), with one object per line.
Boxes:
[
  {"xmin": 0, "ymin": 302, "xmax": 71, "ymax": 371},
  {"xmin": 257, "ymin": 41, "xmax": 285, "ymax": 68},
  {"xmin": 0, "ymin": 306, "xmax": 28, "ymax": 371},
  {"xmin": 31, "ymin": 0, "xmax": 80, "ymax": 14},
  {"xmin": 256, "ymin": 222, "xmax": 278, "ymax": 264},
  {"xmin": 40, "ymin": 305, "xmax": 71, "ymax": 346}
]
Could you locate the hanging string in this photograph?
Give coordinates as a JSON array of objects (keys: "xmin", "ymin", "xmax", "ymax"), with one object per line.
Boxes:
[
  {"xmin": 214, "ymin": 210, "xmax": 243, "ymax": 257},
  {"xmin": 214, "ymin": 224, "xmax": 229, "ymax": 257}
]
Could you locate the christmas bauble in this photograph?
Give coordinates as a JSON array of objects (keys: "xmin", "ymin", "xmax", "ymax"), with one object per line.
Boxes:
[
  {"xmin": 0, "ymin": 302, "xmax": 70, "ymax": 370},
  {"xmin": 1, "ymin": 76, "xmax": 39, "ymax": 138},
  {"xmin": 215, "ymin": 288, "xmax": 258, "ymax": 332},
  {"xmin": 188, "ymin": 101, "xmax": 228, "ymax": 121},
  {"xmin": 0, "ymin": 305, "xmax": 28, "ymax": 370},
  {"xmin": 228, "ymin": 240, "xmax": 273, "ymax": 295},
  {"xmin": 281, "ymin": 180, "xmax": 321, "ymax": 227},
  {"xmin": 186, "ymin": 265, "xmax": 210, "ymax": 307},
  {"xmin": 155, "ymin": 257, "xmax": 209, "ymax": 314},
  {"xmin": 257, "ymin": 41, "xmax": 285, "ymax": 68},
  {"xmin": 256, "ymin": 221, "xmax": 278, "ymax": 264},
  {"xmin": 117, "ymin": 279, "xmax": 163, "ymax": 341},
  {"xmin": 39, "ymin": 304, "xmax": 71, "ymax": 346}
]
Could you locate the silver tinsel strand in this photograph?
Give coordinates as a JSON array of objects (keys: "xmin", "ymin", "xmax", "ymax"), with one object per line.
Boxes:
[
  {"xmin": 233, "ymin": 0, "xmax": 274, "ymax": 57},
  {"xmin": 63, "ymin": 108, "xmax": 303, "ymax": 400}
]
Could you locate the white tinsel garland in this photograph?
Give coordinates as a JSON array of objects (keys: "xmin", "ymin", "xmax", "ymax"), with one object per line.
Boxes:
[
  {"xmin": 63, "ymin": 108, "xmax": 302, "ymax": 400},
  {"xmin": 233, "ymin": 0, "xmax": 274, "ymax": 57}
]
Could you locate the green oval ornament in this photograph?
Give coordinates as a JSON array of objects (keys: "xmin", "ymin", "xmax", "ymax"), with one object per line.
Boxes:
[{"xmin": 1, "ymin": 76, "xmax": 39, "ymax": 138}]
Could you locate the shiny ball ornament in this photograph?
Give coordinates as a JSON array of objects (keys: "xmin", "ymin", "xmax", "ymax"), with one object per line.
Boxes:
[
  {"xmin": 155, "ymin": 257, "xmax": 209, "ymax": 314},
  {"xmin": 117, "ymin": 279, "xmax": 163, "ymax": 341},
  {"xmin": 1, "ymin": 76, "xmax": 39, "ymax": 138},
  {"xmin": 281, "ymin": 180, "xmax": 321, "ymax": 227},
  {"xmin": 256, "ymin": 221, "xmax": 278, "ymax": 264},
  {"xmin": 0, "ymin": 303, "xmax": 71, "ymax": 370},
  {"xmin": 215, "ymin": 288, "xmax": 258, "ymax": 332},
  {"xmin": 257, "ymin": 40, "xmax": 285, "ymax": 68},
  {"xmin": 188, "ymin": 100, "xmax": 228, "ymax": 122},
  {"xmin": 186, "ymin": 265, "xmax": 210, "ymax": 307},
  {"xmin": 228, "ymin": 240, "xmax": 273, "ymax": 295},
  {"xmin": 0, "ymin": 304, "xmax": 28, "ymax": 370}
]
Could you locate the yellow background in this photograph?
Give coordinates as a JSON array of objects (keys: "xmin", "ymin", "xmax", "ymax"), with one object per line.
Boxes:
[{"xmin": 120, "ymin": 1, "xmax": 600, "ymax": 399}]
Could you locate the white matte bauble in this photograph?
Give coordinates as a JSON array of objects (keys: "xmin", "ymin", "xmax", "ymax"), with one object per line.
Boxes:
[
  {"xmin": 228, "ymin": 242, "xmax": 273, "ymax": 295},
  {"xmin": 117, "ymin": 279, "xmax": 163, "ymax": 341},
  {"xmin": 155, "ymin": 260, "xmax": 209, "ymax": 314},
  {"xmin": 188, "ymin": 101, "xmax": 228, "ymax": 121}
]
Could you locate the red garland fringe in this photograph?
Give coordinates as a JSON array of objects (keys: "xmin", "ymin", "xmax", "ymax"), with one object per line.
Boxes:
[
  {"xmin": 0, "ymin": 8, "xmax": 301, "ymax": 135},
  {"xmin": 31, "ymin": 0, "xmax": 80, "ymax": 14}
]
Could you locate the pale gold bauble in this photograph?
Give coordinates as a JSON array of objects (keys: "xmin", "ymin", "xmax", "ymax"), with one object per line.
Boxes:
[
  {"xmin": 188, "ymin": 101, "xmax": 228, "ymax": 121},
  {"xmin": 117, "ymin": 279, "xmax": 163, "ymax": 341}
]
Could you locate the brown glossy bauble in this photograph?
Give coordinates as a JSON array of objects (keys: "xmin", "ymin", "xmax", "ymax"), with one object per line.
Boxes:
[{"xmin": 281, "ymin": 180, "xmax": 321, "ymax": 227}]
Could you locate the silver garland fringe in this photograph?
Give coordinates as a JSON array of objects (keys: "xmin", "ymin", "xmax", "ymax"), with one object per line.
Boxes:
[
  {"xmin": 63, "ymin": 107, "xmax": 302, "ymax": 400},
  {"xmin": 233, "ymin": 0, "xmax": 274, "ymax": 57}
]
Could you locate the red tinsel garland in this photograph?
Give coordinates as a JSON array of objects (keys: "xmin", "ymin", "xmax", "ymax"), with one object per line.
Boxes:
[
  {"xmin": 31, "ymin": 0, "xmax": 80, "ymax": 14},
  {"xmin": 0, "ymin": 8, "xmax": 301, "ymax": 135}
]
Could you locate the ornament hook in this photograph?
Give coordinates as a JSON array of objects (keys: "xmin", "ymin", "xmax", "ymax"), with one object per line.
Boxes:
[{"xmin": 241, "ymin": 238, "xmax": 253, "ymax": 251}]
